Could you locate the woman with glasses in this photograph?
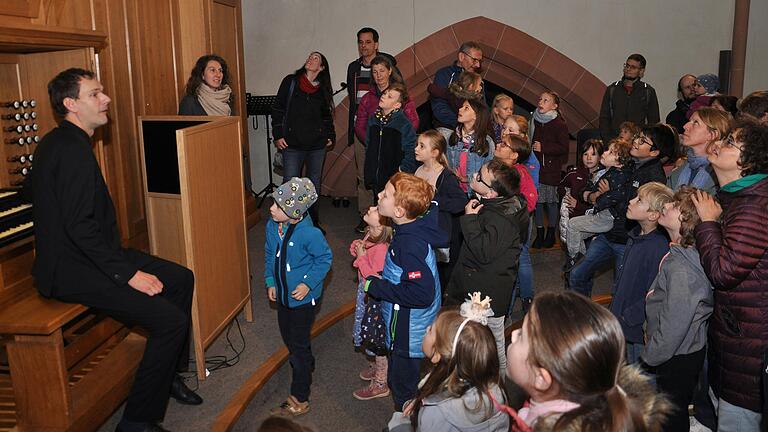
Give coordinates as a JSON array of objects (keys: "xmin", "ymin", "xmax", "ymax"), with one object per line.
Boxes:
[
  {"xmin": 668, "ymin": 107, "xmax": 730, "ymax": 194},
  {"xmin": 271, "ymin": 52, "xmax": 336, "ymax": 230},
  {"xmin": 692, "ymin": 119, "xmax": 768, "ymax": 431}
]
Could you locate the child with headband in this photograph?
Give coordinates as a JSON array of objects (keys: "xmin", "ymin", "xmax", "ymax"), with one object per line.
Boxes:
[
  {"xmin": 388, "ymin": 293, "xmax": 509, "ymax": 431},
  {"xmin": 504, "ymin": 292, "xmax": 671, "ymax": 431}
]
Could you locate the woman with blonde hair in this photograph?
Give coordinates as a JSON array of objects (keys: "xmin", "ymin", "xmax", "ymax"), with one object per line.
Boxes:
[{"xmin": 668, "ymin": 107, "xmax": 731, "ymax": 194}]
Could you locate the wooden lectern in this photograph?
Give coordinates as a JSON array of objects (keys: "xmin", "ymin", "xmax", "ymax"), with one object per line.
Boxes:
[{"xmin": 138, "ymin": 116, "xmax": 253, "ymax": 380}]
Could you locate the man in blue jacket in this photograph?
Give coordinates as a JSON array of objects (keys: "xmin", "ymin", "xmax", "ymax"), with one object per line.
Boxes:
[{"xmin": 430, "ymin": 41, "xmax": 483, "ymax": 129}]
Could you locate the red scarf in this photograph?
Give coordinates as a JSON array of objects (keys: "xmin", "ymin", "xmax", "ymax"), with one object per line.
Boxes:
[{"xmin": 298, "ymin": 74, "xmax": 320, "ymax": 94}]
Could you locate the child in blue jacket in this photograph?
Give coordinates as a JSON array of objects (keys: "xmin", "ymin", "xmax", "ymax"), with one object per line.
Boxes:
[
  {"xmin": 364, "ymin": 172, "xmax": 446, "ymax": 412},
  {"xmin": 265, "ymin": 177, "xmax": 332, "ymax": 417}
]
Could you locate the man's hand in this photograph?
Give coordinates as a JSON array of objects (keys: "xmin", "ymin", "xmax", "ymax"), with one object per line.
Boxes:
[
  {"xmin": 275, "ymin": 138, "xmax": 288, "ymax": 150},
  {"xmin": 532, "ymin": 141, "xmax": 542, "ymax": 152},
  {"xmin": 325, "ymin": 139, "xmax": 334, "ymax": 149},
  {"xmin": 267, "ymin": 287, "xmax": 276, "ymax": 302},
  {"xmin": 128, "ymin": 270, "xmax": 163, "ymax": 296},
  {"xmin": 692, "ymin": 189, "xmax": 722, "ymax": 222},
  {"xmin": 292, "ymin": 283, "xmax": 310, "ymax": 301}
]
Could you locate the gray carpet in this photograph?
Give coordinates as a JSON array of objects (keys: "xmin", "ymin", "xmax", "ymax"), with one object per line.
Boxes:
[{"xmin": 96, "ymin": 197, "xmax": 613, "ymax": 431}]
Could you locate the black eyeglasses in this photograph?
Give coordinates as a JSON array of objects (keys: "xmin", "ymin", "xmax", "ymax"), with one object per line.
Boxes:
[
  {"xmin": 474, "ymin": 171, "xmax": 492, "ymax": 189},
  {"xmin": 632, "ymin": 133, "xmax": 657, "ymax": 150},
  {"xmin": 461, "ymin": 50, "xmax": 483, "ymax": 65},
  {"xmin": 722, "ymin": 134, "xmax": 743, "ymax": 152}
]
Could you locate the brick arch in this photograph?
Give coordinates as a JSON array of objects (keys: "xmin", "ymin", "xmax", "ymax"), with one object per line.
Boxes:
[{"xmin": 323, "ymin": 16, "xmax": 607, "ymax": 197}]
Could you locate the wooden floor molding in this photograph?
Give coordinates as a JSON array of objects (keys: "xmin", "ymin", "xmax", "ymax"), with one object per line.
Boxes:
[{"xmin": 213, "ymin": 301, "xmax": 355, "ymax": 431}]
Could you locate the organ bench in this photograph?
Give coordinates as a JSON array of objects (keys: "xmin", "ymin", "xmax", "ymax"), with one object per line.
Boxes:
[{"xmin": 0, "ymin": 276, "xmax": 145, "ymax": 431}]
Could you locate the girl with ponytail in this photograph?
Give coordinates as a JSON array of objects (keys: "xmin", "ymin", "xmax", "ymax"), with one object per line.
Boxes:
[{"xmin": 504, "ymin": 291, "xmax": 671, "ymax": 431}]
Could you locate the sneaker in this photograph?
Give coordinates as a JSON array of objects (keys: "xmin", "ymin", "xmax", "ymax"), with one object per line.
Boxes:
[
  {"xmin": 355, "ymin": 219, "xmax": 367, "ymax": 234},
  {"xmin": 270, "ymin": 395, "xmax": 310, "ymax": 417},
  {"xmin": 353, "ymin": 381, "xmax": 390, "ymax": 400},
  {"xmin": 359, "ymin": 364, "xmax": 375, "ymax": 381}
]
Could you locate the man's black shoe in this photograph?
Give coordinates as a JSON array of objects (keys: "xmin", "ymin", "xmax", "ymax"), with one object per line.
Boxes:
[
  {"xmin": 115, "ymin": 420, "xmax": 170, "ymax": 432},
  {"xmin": 170, "ymin": 375, "xmax": 203, "ymax": 405}
]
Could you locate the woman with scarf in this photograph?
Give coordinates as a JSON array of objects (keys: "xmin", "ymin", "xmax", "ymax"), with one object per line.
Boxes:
[
  {"xmin": 668, "ymin": 107, "xmax": 730, "ymax": 194},
  {"xmin": 271, "ymin": 52, "xmax": 336, "ymax": 229},
  {"xmin": 530, "ymin": 91, "xmax": 569, "ymax": 249},
  {"xmin": 179, "ymin": 54, "xmax": 233, "ymax": 116}
]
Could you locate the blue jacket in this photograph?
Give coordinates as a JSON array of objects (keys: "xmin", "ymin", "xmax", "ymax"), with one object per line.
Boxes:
[
  {"xmin": 364, "ymin": 109, "xmax": 417, "ymax": 194},
  {"xmin": 264, "ymin": 215, "xmax": 332, "ymax": 308},
  {"xmin": 609, "ymin": 226, "xmax": 669, "ymax": 343},
  {"xmin": 430, "ymin": 63, "xmax": 463, "ymax": 129},
  {"xmin": 366, "ymin": 203, "xmax": 447, "ymax": 358}
]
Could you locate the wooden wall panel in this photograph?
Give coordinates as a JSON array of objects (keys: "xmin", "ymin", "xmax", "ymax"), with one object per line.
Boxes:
[
  {"xmin": 30, "ymin": 0, "xmax": 94, "ymax": 30},
  {"xmin": 93, "ymin": 0, "xmax": 148, "ymax": 247},
  {"xmin": 127, "ymin": 0, "xmax": 180, "ymax": 116},
  {"xmin": 211, "ymin": 1, "xmax": 241, "ymax": 115}
]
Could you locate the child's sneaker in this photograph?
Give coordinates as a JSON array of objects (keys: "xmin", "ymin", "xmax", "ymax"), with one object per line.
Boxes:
[
  {"xmin": 353, "ymin": 381, "xmax": 390, "ymax": 400},
  {"xmin": 359, "ymin": 363, "xmax": 375, "ymax": 381},
  {"xmin": 270, "ymin": 395, "xmax": 310, "ymax": 416}
]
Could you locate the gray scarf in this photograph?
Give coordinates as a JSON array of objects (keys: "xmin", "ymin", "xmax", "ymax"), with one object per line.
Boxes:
[
  {"xmin": 529, "ymin": 109, "xmax": 558, "ymax": 144},
  {"xmin": 197, "ymin": 83, "xmax": 232, "ymax": 116}
]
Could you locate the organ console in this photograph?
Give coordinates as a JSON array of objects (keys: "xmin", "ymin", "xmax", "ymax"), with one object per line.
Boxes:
[{"xmin": 0, "ymin": 188, "xmax": 33, "ymax": 248}]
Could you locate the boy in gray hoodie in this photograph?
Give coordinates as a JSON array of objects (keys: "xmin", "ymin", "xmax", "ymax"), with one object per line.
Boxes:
[{"xmin": 641, "ymin": 186, "xmax": 713, "ymax": 432}]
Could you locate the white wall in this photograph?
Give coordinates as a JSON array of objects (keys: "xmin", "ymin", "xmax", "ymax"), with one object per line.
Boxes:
[
  {"xmin": 744, "ymin": 0, "xmax": 768, "ymax": 95},
  {"xmin": 242, "ymin": 0, "xmax": 750, "ymax": 193}
]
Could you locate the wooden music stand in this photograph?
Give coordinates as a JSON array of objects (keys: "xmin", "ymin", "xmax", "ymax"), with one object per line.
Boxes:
[{"xmin": 137, "ymin": 116, "xmax": 253, "ymax": 380}]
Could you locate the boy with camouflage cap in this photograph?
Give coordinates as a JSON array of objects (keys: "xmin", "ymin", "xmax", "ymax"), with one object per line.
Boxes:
[{"xmin": 265, "ymin": 177, "xmax": 333, "ymax": 416}]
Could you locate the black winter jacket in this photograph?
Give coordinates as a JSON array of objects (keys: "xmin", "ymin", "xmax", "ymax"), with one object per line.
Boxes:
[
  {"xmin": 446, "ymin": 195, "xmax": 528, "ymax": 316},
  {"xmin": 271, "ymin": 74, "xmax": 335, "ymax": 151},
  {"xmin": 599, "ymin": 79, "xmax": 660, "ymax": 140}
]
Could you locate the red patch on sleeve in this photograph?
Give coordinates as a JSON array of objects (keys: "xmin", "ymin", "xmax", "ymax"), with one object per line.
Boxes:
[{"xmin": 407, "ymin": 271, "xmax": 422, "ymax": 280}]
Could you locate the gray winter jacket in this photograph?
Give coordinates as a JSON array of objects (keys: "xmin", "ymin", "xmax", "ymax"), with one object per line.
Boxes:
[
  {"xmin": 641, "ymin": 245, "xmax": 714, "ymax": 366},
  {"xmin": 389, "ymin": 384, "xmax": 509, "ymax": 432}
]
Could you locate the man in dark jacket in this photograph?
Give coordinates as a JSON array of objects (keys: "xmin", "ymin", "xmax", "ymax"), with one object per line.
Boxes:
[
  {"xmin": 599, "ymin": 54, "xmax": 660, "ymax": 140},
  {"xmin": 27, "ymin": 68, "xmax": 200, "ymax": 432},
  {"xmin": 665, "ymin": 74, "xmax": 699, "ymax": 134},
  {"xmin": 430, "ymin": 41, "xmax": 483, "ymax": 129},
  {"xmin": 346, "ymin": 27, "xmax": 396, "ymax": 231}
]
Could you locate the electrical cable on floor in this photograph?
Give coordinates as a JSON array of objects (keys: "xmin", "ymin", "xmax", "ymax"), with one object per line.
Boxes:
[{"xmin": 180, "ymin": 317, "xmax": 246, "ymax": 391}]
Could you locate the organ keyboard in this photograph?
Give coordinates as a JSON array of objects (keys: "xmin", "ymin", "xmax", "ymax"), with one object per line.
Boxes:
[{"xmin": 0, "ymin": 188, "xmax": 33, "ymax": 247}]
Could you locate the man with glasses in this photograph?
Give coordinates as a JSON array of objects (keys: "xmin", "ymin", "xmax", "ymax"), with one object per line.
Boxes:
[
  {"xmin": 430, "ymin": 41, "xmax": 484, "ymax": 130},
  {"xmin": 598, "ymin": 53, "xmax": 660, "ymax": 141},
  {"xmin": 666, "ymin": 74, "xmax": 699, "ymax": 133}
]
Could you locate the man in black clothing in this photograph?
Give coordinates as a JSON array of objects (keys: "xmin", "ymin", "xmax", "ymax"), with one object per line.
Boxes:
[
  {"xmin": 665, "ymin": 74, "xmax": 698, "ymax": 133},
  {"xmin": 346, "ymin": 27, "xmax": 396, "ymax": 232},
  {"xmin": 599, "ymin": 54, "xmax": 660, "ymax": 140},
  {"xmin": 26, "ymin": 68, "xmax": 201, "ymax": 432}
]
